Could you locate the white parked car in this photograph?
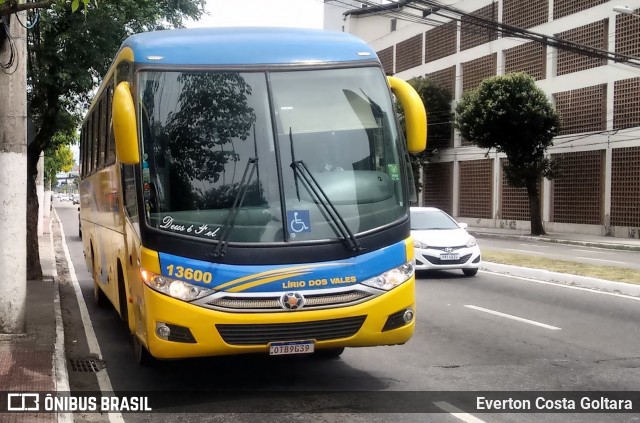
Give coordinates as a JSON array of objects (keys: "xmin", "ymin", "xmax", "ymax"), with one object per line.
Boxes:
[{"xmin": 410, "ymin": 207, "xmax": 481, "ymax": 276}]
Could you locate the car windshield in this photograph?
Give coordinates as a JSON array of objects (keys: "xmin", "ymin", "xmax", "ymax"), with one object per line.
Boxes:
[
  {"xmin": 137, "ymin": 67, "xmax": 407, "ymax": 244},
  {"xmin": 410, "ymin": 210, "xmax": 460, "ymax": 230}
]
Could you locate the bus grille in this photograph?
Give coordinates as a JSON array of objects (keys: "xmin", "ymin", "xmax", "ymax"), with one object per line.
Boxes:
[
  {"xmin": 215, "ymin": 316, "xmax": 367, "ymax": 345},
  {"xmin": 203, "ymin": 290, "xmax": 373, "ymax": 312}
]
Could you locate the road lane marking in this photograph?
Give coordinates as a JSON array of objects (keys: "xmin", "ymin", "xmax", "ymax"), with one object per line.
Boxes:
[
  {"xmin": 518, "ymin": 243, "xmax": 549, "ymax": 248},
  {"xmin": 464, "ymin": 305, "xmax": 562, "ymax": 330},
  {"xmin": 434, "ymin": 401, "xmax": 487, "ymax": 423},
  {"xmin": 479, "ymin": 270, "xmax": 640, "ymax": 302},
  {"xmin": 503, "ymin": 248, "xmax": 547, "ymax": 255},
  {"xmin": 49, "ymin": 215, "xmax": 72, "ymax": 423},
  {"xmin": 576, "ymin": 256, "xmax": 627, "ymax": 264},
  {"xmin": 573, "ymin": 249, "xmax": 615, "ymax": 254},
  {"xmin": 56, "ymin": 210, "xmax": 125, "ymax": 423}
]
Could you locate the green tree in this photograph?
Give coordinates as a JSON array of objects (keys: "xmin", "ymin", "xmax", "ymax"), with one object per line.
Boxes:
[
  {"xmin": 44, "ymin": 139, "xmax": 75, "ymax": 188},
  {"xmin": 408, "ymin": 77, "xmax": 452, "ymax": 196},
  {"xmin": 0, "ymin": 0, "xmax": 89, "ymax": 16},
  {"xmin": 396, "ymin": 76, "xmax": 451, "ymax": 197},
  {"xmin": 455, "ymin": 72, "xmax": 561, "ymax": 236},
  {"xmin": 24, "ymin": 0, "xmax": 204, "ymax": 279}
]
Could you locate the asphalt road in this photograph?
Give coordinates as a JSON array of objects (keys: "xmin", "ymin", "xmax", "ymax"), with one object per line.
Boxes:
[
  {"xmin": 476, "ymin": 237, "xmax": 640, "ymax": 271},
  {"xmin": 53, "ymin": 201, "xmax": 640, "ymax": 422}
]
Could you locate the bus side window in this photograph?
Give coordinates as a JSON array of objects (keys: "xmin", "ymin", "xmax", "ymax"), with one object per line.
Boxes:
[
  {"xmin": 106, "ymin": 83, "xmax": 116, "ymax": 165},
  {"xmin": 122, "ymin": 164, "xmax": 139, "ymax": 224}
]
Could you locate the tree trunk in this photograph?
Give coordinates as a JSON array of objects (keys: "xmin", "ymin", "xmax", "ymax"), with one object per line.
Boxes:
[
  {"xmin": 27, "ymin": 146, "xmax": 43, "ymax": 280},
  {"xmin": 526, "ymin": 181, "xmax": 546, "ymax": 236}
]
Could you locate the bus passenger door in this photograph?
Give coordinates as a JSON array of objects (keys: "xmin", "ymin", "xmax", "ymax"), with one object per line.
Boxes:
[{"xmin": 121, "ymin": 164, "xmax": 143, "ymax": 335}]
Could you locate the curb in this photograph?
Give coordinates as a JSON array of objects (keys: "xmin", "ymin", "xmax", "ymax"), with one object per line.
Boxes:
[
  {"xmin": 469, "ymin": 231, "xmax": 640, "ymax": 252},
  {"xmin": 50, "ymin": 211, "xmax": 74, "ymax": 423},
  {"xmin": 481, "ymin": 261, "xmax": 640, "ymax": 299}
]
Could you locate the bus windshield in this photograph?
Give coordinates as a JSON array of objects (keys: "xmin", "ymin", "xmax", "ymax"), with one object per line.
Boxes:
[{"xmin": 138, "ymin": 66, "xmax": 406, "ymax": 244}]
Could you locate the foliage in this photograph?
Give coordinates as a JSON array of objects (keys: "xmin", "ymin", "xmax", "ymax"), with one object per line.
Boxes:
[
  {"xmin": 27, "ymin": 0, "xmax": 205, "ymax": 156},
  {"xmin": 44, "ymin": 139, "xmax": 75, "ymax": 186},
  {"xmin": 397, "ymin": 76, "xmax": 453, "ymax": 194},
  {"xmin": 0, "ymin": 0, "xmax": 89, "ymax": 17},
  {"xmin": 21, "ymin": 0, "xmax": 204, "ymax": 278},
  {"xmin": 454, "ymin": 72, "xmax": 561, "ymax": 235},
  {"xmin": 455, "ymin": 72, "xmax": 561, "ymax": 188}
]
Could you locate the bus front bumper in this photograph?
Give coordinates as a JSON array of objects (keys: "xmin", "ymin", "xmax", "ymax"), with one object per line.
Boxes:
[{"xmin": 140, "ymin": 279, "xmax": 416, "ymax": 359}]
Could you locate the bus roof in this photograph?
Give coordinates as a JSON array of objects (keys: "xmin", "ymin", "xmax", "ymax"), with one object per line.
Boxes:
[{"xmin": 119, "ymin": 27, "xmax": 379, "ymax": 66}]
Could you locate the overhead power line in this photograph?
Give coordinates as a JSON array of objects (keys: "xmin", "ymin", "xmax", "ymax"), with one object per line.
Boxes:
[
  {"xmin": 345, "ymin": 0, "xmax": 640, "ymax": 68},
  {"xmin": 415, "ymin": 0, "xmax": 640, "ymax": 68}
]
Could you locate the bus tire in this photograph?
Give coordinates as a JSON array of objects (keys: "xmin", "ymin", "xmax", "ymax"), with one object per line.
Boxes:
[
  {"xmin": 132, "ymin": 335, "xmax": 155, "ymax": 367},
  {"xmin": 93, "ymin": 281, "xmax": 109, "ymax": 308},
  {"xmin": 314, "ymin": 347, "xmax": 345, "ymax": 359},
  {"xmin": 117, "ymin": 263, "xmax": 128, "ymax": 323},
  {"xmin": 92, "ymin": 250, "xmax": 108, "ymax": 307}
]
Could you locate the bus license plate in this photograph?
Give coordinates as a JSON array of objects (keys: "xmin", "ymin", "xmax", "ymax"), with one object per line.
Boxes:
[
  {"xmin": 440, "ymin": 253, "xmax": 460, "ymax": 261},
  {"xmin": 269, "ymin": 340, "xmax": 315, "ymax": 356}
]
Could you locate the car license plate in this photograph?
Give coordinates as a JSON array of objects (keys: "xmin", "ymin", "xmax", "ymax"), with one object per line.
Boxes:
[
  {"xmin": 440, "ymin": 253, "xmax": 460, "ymax": 260},
  {"xmin": 269, "ymin": 340, "xmax": 315, "ymax": 356}
]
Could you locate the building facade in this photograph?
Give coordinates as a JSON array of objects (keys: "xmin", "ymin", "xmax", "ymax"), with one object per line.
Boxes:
[{"xmin": 335, "ymin": 0, "xmax": 640, "ymax": 239}]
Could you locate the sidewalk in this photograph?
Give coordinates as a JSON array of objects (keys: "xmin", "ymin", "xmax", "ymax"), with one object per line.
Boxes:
[
  {"xmin": 467, "ymin": 225, "xmax": 640, "ymax": 252},
  {"xmin": 468, "ymin": 224, "xmax": 640, "ymax": 298},
  {"xmin": 0, "ymin": 217, "xmax": 65, "ymax": 422}
]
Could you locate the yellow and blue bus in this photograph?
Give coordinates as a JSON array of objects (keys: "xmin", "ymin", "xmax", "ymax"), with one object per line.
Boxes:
[{"xmin": 79, "ymin": 27, "xmax": 426, "ymax": 364}]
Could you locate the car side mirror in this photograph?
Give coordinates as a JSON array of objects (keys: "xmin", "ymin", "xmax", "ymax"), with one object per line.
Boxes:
[{"xmin": 458, "ymin": 222, "xmax": 468, "ymax": 229}]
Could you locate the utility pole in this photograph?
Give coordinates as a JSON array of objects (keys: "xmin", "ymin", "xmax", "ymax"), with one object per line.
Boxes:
[{"xmin": 0, "ymin": 5, "xmax": 28, "ymax": 333}]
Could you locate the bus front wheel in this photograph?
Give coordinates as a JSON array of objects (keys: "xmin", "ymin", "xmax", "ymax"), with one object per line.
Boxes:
[{"xmin": 132, "ymin": 335, "xmax": 155, "ymax": 367}]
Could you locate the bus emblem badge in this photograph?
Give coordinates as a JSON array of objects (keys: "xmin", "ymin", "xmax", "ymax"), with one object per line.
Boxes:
[{"xmin": 281, "ymin": 292, "xmax": 305, "ymax": 310}]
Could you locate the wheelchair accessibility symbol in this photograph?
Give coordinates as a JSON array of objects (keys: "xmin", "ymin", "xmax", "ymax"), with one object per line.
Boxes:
[{"xmin": 287, "ymin": 210, "xmax": 311, "ymax": 234}]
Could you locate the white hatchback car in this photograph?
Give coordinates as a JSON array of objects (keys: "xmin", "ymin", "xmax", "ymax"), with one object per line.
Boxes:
[{"xmin": 410, "ymin": 207, "xmax": 481, "ymax": 276}]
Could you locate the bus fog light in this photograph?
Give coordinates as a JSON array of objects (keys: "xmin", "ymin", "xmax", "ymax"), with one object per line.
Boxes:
[
  {"xmin": 403, "ymin": 309, "xmax": 414, "ymax": 323},
  {"xmin": 156, "ymin": 323, "xmax": 171, "ymax": 339}
]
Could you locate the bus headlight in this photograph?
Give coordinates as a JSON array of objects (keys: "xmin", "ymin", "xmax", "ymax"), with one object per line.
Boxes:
[
  {"xmin": 361, "ymin": 261, "xmax": 414, "ymax": 291},
  {"xmin": 140, "ymin": 269, "xmax": 214, "ymax": 302}
]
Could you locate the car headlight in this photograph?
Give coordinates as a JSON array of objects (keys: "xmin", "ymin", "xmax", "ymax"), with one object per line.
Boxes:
[
  {"xmin": 466, "ymin": 236, "xmax": 477, "ymax": 248},
  {"xmin": 413, "ymin": 240, "xmax": 429, "ymax": 249},
  {"xmin": 361, "ymin": 261, "xmax": 414, "ymax": 291},
  {"xmin": 140, "ymin": 268, "xmax": 214, "ymax": 302}
]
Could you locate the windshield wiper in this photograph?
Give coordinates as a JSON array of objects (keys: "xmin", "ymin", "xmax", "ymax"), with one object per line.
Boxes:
[
  {"xmin": 289, "ymin": 158, "xmax": 363, "ymax": 253},
  {"xmin": 210, "ymin": 157, "xmax": 258, "ymax": 258}
]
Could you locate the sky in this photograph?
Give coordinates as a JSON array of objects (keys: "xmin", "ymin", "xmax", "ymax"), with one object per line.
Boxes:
[{"xmin": 186, "ymin": 0, "xmax": 324, "ymax": 29}]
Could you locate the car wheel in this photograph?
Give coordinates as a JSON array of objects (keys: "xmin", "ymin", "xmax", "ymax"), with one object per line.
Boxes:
[{"xmin": 462, "ymin": 268, "xmax": 478, "ymax": 277}]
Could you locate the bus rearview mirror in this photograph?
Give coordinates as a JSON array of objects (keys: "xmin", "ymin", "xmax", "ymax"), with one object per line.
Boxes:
[
  {"xmin": 112, "ymin": 81, "xmax": 141, "ymax": 165},
  {"xmin": 387, "ymin": 76, "xmax": 427, "ymax": 154}
]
